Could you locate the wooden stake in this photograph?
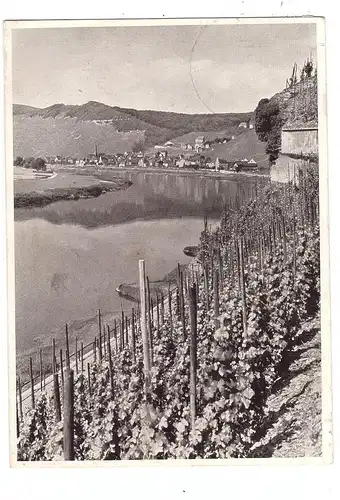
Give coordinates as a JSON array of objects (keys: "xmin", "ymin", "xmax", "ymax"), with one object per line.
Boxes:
[
  {"xmin": 180, "ymin": 269, "xmax": 186, "ymax": 341},
  {"xmin": 156, "ymin": 293, "xmax": 160, "ymax": 337},
  {"xmin": 53, "ymin": 372, "xmax": 62, "ymax": 422},
  {"xmin": 204, "ymin": 265, "xmax": 210, "ymax": 312},
  {"xmin": 161, "ymin": 291, "xmax": 165, "ymax": 325},
  {"xmin": 39, "ymin": 348, "xmax": 43, "ymax": 393},
  {"xmin": 63, "ymin": 369, "xmax": 75, "ymax": 461},
  {"xmin": 16, "ymin": 401, "xmax": 20, "ymax": 437},
  {"xmin": 114, "ymin": 319, "xmax": 118, "ymax": 354},
  {"xmin": 17, "ymin": 376, "xmax": 23, "ymax": 420},
  {"xmin": 59, "ymin": 349, "xmax": 64, "ymax": 390},
  {"xmin": 81, "ymin": 342, "xmax": 84, "ymax": 373},
  {"xmin": 238, "ymin": 239, "xmax": 248, "ymax": 337},
  {"xmin": 125, "ymin": 316, "xmax": 129, "ymax": 347},
  {"xmin": 146, "ymin": 278, "xmax": 153, "ymax": 359},
  {"xmin": 98, "ymin": 309, "xmax": 103, "ymax": 362},
  {"xmin": 93, "ymin": 337, "xmax": 97, "ymax": 363},
  {"xmin": 75, "ymin": 337, "xmax": 78, "ymax": 374},
  {"xmin": 131, "ymin": 308, "xmax": 136, "ymax": 363},
  {"xmin": 103, "ymin": 327, "xmax": 107, "ymax": 359},
  {"xmin": 65, "ymin": 323, "xmax": 70, "ymax": 370},
  {"xmin": 218, "ymin": 248, "xmax": 224, "ymax": 293},
  {"xmin": 29, "ymin": 357, "xmax": 35, "ymax": 409},
  {"xmin": 87, "ymin": 363, "xmax": 92, "ymax": 397},
  {"xmin": 188, "ymin": 284, "xmax": 197, "ymax": 429},
  {"xmin": 168, "ymin": 284, "xmax": 173, "ymax": 334},
  {"xmin": 121, "ymin": 312, "xmax": 125, "ymax": 349},
  {"xmin": 213, "ymin": 269, "xmax": 220, "ymax": 330},
  {"xmin": 107, "ymin": 330, "xmax": 114, "ymax": 400},
  {"xmin": 139, "ymin": 260, "xmax": 151, "ymax": 395},
  {"xmin": 282, "ymin": 216, "xmax": 287, "ymax": 263}
]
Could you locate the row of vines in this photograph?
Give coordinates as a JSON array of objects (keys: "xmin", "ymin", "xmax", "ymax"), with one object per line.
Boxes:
[{"xmin": 17, "ymin": 164, "xmax": 320, "ymax": 460}]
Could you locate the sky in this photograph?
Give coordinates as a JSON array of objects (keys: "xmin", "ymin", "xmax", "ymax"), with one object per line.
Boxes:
[{"xmin": 12, "ymin": 23, "xmax": 317, "ymax": 114}]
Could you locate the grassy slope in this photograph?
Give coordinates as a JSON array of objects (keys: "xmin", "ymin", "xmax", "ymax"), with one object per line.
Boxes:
[
  {"xmin": 200, "ymin": 130, "xmax": 268, "ymax": 166},
  {"xmin": 13, "ymin": 102, "xmax": 253, "ymax": 157},
  {"xmin": 13, "ymin": 115, "xmax": 145, "ymax": 158}
]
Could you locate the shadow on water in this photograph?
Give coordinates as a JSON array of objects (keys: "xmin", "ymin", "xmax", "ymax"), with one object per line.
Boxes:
[{"xmin": 15, "ymin": 171, "xmax": 262, "ymax": 228}]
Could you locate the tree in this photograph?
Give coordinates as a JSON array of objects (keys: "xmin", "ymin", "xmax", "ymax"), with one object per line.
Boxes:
[
  {"xmin": 23, "ymin": 157, "xmax": 47, "ymax": 171},
  {"xmin": 132, "ymin": 140, "xmax": 145, "ymax": 153},
  {"xmin": 304, "ymin": 59, "xmax": 314, "ymax": 78},
  {"xmin": 14, "ymin": 156, "xmax": 24, "ymax": 166},
  {"xmin": 254, "ymin": 98, "xmax": 271, "ymax": 142},
  {"xmin": 255, "ymin": 98, "xmax": 282, "ymax": 163},
  {"xmin": 34, "ymin": 158, "xmax": 47, "ymax": 171},
  {"xmin": 23, "ymin": 157, "xmax": 35, "ymax": 169}
]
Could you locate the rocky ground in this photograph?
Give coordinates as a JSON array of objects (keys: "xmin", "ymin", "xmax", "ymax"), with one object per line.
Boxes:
[{"xmin": 251, "ymin": 321, "xmax": 322, "ymax": 458}]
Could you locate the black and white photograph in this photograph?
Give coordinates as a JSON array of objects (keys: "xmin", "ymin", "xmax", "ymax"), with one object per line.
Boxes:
[{"xmin": 4, "ymin": 18, "xmax": 331, "ymax": 464}]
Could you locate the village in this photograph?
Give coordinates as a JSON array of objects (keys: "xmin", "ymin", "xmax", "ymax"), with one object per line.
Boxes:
[{"xmin": 38, "ymin": 118, "xmax": 259, "ymax": 173}]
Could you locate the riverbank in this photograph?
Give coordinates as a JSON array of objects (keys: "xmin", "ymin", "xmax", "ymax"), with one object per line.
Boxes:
[
  {"xmin": 84, "ymin": 165, "xmax": 270, "ymax": 180},
  {"xmin": 14, "ymin": 170, "xmax": 132, "ymax": 208}
]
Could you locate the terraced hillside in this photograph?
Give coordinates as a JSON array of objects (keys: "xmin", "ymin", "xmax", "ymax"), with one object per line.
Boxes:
[{"xmin": 13, "ymin": 101, "xmax": 252, "ymax": 157}]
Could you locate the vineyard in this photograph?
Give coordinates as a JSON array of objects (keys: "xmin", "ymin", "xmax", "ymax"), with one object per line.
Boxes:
[{"xmin": 16, "ymin": 164, "xmax": 320, "ymax": 461}]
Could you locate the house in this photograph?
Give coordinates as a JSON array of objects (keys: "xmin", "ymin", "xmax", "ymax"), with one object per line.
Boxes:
[
  {"xmin": 164, "ymin": 141, "xmax": 174, "ymax": 147},
  {"xmin": 238, "ymin": 118, "xmax": 253, "ymax": 129},
  {"xmin": 195, "ymin": 136, "xmax": 205, "ymax": 146},
  {"xmin": 186, "ymin": 144, "xmax": 193, "ymax": 150},
  {"xmin": 195, "ymin": 136, "xmax": 205, "ymax": 152}
]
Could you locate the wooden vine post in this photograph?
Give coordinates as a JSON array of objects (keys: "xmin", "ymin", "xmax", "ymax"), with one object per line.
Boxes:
[
  {"xmin": 98, "ymin": 309, "xmax": 103, "ymax": 362},
  {"xmin": 59, "ymin": 349, "xmax": 64, "ymax": 391},
  {"xmin": 177, "ymin": 264, "xmax": 186, "ymax": 341},
  {"xmin": 107, "ymin": 326, "xmax": 114, "ymax": 400},
  {"xmin": 75, "ymin": 337, "xmax": 78, "ymax": 374},
  {"xmin": 103, "ymin": 328, "xmax": 107, "ymax": 359},
  {"xmin": 168, "ymin": 284, "xmax": 173, "ymax": 333},
  {"xmin": 202, "ymin": 263, "xmax": 208, "ymax": 310},
  {"xmin": 188, "ymin": 284, "xmax": 198, "ymax": 429},
  {"xmin": 80, "ymin": 342, "xmax": 83, "ymax": 373},
  {"xmin": 156, "ymin": 293, "xmax": 160, "ymax": 337},
  {"xmin": 121, "ymin": 310, "xmax": 125, "ymax": 350},
  {"xmin": 87, "ymin": 363, "xmax": 92, "ymax": 397},
  {"xmin": 114, "ymin": 319, "xmax": 118, "ymax": 354},
  {"xmin": 146, "ymin": 277, "xmax": 153, "ymax": 363},
  {"xmin": 238, "ymin": 238, "xmax": 248, "ymax": 338},
  {"xmin": 131, "ymin": 308, "xmax": 136, "ymax": 363},
  {"xmin": 63, "ymin": 368, "xmax": 75, "ymax": 461},
  {"xmin": 160, "ymin": 291, "xmax": 165, "ymax": 325},
  {"xmin": 93, "ymin": 337, "xmax": 97, "ymax": 363},
  {"xmin": 125, "ymin": 316, "xmax": 129, "ymax": 347},
  {"xmin": 29, "ymin": 357, "xmax": 35, "ymax": 409},
  {"xmin": 65, "ymin": 323, "xmax": 70, "ymax": 370},
  {"xmin": 52, "ymin": 339, "xmax": 61, "ymax": 422},
  {"xmin": 17, "ymin": 376, "xmax": 23, "ymax": 420},
  {"xmin": 213, "ymin": 269, "xmax": 220, "ymax": 329},
  {"xmin": 139, "ymin": 260, "xmax": 151, "ymax": 396},
  {"xmin": 39, "ymin": 348, "xmax": 43, "ymax": 392}
]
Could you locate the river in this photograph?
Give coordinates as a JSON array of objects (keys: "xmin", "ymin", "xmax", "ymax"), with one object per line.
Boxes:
[{"xmin": 14, "ymin": 170, "xmax": 263, "ymax": 377}]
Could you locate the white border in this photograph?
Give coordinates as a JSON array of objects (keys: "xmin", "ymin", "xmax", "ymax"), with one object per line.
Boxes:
[{"xmin": 3, "ymin": 15, "xmax": 332, "ymax": 469}]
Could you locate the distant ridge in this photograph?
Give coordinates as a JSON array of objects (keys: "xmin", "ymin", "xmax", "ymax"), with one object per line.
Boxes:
[{"xmin": 13, "ymin": 101, "xmax": 253, "ymax": 157}]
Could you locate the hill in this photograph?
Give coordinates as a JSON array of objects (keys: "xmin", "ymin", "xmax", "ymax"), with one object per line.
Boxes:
[
  {"xmin": 202, "ymin": 129, "xmax": 268, "ymax": 166},
  {"xmin": 13, "ymin": 101, "xmax": 252, "ymax": 158}
]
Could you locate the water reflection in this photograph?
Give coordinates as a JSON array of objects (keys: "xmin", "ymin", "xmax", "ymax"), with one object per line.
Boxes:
[{"xmin": 14, "ymin": 171, "xmax": 261, "ymax": 228}]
